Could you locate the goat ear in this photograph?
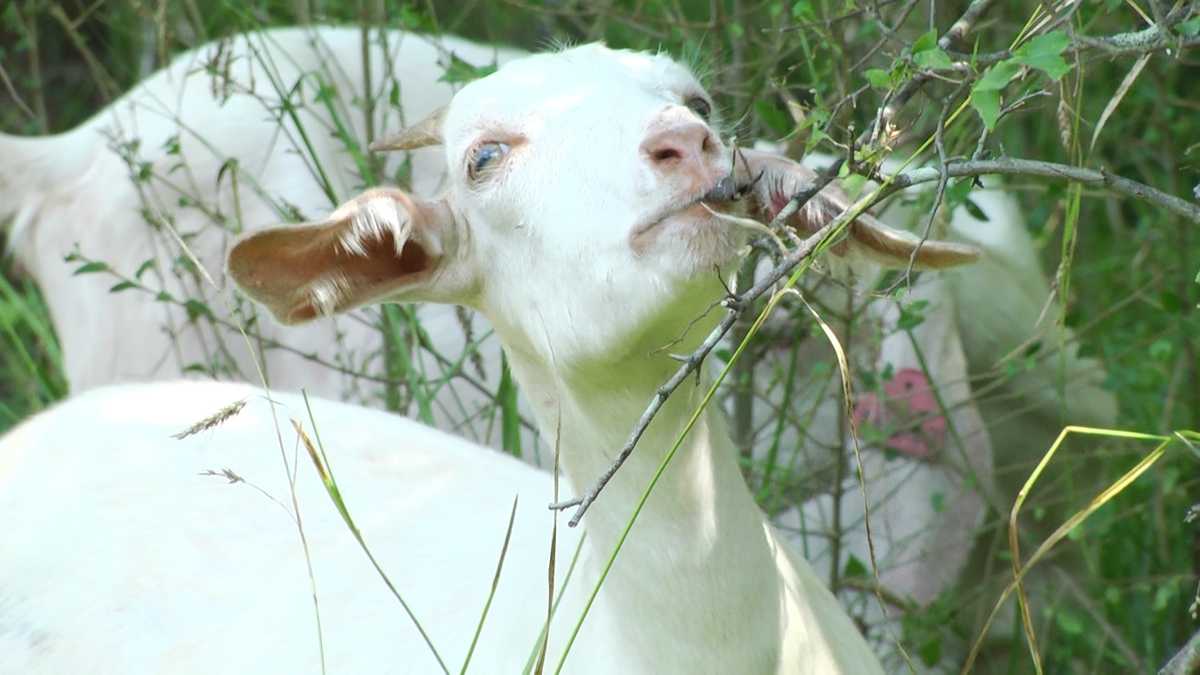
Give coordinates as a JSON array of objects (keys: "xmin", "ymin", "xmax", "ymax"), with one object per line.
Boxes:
[
  {"xmin": 369, "ymin": 106, "xmax": 447, "ymax": 152},
  {"xmin": 228, "ymin": 187, "xmax": 469, "ymax": 325},
  {"xmin": 798, "ymin": 180, "xmax": 979, "ymax": 270},
  {"xmin": 739, "ymin": 149, "xmax": 979, "ymax": 270}
]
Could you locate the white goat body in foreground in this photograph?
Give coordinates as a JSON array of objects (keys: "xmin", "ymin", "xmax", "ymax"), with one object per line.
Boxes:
[{"xmin": 0, "ymin": 41, "xmax": 990, "ymax": 674}]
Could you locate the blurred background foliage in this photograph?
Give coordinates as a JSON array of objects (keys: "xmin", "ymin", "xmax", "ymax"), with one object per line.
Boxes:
[{"xmin": 1, "ymin": 1, "xmax": 1199, "ymax": 672}]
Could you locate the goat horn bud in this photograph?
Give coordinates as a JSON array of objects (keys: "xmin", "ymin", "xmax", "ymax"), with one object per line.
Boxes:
[{"xmin": 369, "ymin": 105, "xmax": 447, "ymax": 152}]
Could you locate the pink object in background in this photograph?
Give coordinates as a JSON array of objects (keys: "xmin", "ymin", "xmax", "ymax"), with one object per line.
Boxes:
[{"xmin": 853, "ymin": 368, "xmax": 947, "ymax": 459}]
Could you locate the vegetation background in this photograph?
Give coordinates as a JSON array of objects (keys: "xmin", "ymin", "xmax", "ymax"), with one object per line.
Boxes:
[{"xmin": 1, "ymin": 0, "xmax": 1198, "ymax": 672}]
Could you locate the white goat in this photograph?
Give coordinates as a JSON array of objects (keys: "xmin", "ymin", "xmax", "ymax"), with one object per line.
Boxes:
[
  {"xmin": 0, "ymin": 27, "xmax": 524, "ymax": 446},
  {"xmin": 0, "ymin": 28, "xmax": 1117, "ymax": 669},
  {"xmin": 0, "ymin": 41, "xmax": 992, "ymax": 674}
]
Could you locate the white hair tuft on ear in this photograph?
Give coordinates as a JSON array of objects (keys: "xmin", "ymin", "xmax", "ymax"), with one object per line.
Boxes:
[{"xmin": 337, "ymin": 197, "xmax": 412, "ymax": 258}]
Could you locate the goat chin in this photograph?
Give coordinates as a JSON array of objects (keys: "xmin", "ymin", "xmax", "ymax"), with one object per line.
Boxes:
[{"xmin": 0, "ymin": 26, "xmax": 1115, "ymax": 675}]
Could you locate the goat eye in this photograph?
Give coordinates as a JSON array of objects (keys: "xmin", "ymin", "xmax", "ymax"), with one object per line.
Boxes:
[
  {"xmin": 685, "ymin": 96, "xmax": 712, "ymax": 121},
  {"xmin": 468, "ymin": 142, "xmax": 510, "ymax": 180}
]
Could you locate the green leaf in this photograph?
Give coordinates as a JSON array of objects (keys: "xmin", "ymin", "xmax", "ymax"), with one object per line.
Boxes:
[
  {"xmin": 930, "ymin": 492, "xmax": 945, "ymax": 513},
  {"xmin": 184, "ymin": 299, "xmax": 214, "ymax": 322},
  {"xmin": 912, "ymin": 29, "xmax": 937, "ymax": 54},
  {"xmin": 918, "ymin": 637, "xmax": 942, "ymax": 667},
  {"xmin": 897, "ymin": 299, "xmax": 929, "ymax": 330},
  {"xmin": 1149, "ymin": 339, "xmax": 1173, "ymax": 361},
  {"xmin": 840, "ymin": 174, "xmax": 868, "ymax": 200},
  {"xmin": 1154, "ymin": 583, "xmax": 1177, "ymax": 612},
  {"xmin": 865, "ymin": 68, "xmax": 892, "ymax": 88},
  {"xmin": 438, "ymin": 52, "xmax": 498, "ymax": 84},
  {"xmin": 1179, "ymin": 17, "xmax": 1200, "ymax": 37},
  {"xmin": 216, "ymin": 158, "xmax": 238, "ymax": 190},
  {"xmin": 914, "ymin": 48, "xmax": 953, "ymax": 70},
  {"xmin": 842, "ymin": 554, "xmax": 868, "ymax": 578},
  {"xmin": 72, "ymin": 261, "xmax": 109, "ymax": 276},
  {"xmin": 911, "ymin": 29, "xmax": 952, "ymax": 70},
  {"xmin": 109, "ymin": 281, "xmax": 138, "ymax": 293},
  {"xmin": 1161, "ymin": 290, "xmax": 1183, "ymax": 314},
  {"xmin": 1013, "ymin": 30, "xmax": 1072, "ymax": 80},
  {"xmin": 791, "ymin": 0, "xmax": 814, "ymax": 20},
  {"xmin": 311, "ymin": 81, "xmax": 338, "ymax": 105},
  {"xmin": 1054, "ymin": 610, "xmax": 1084, "ymax": 636},
  {"xmin": 134, "ymin": 259, "xmax": 156, "ymax": 279},
  {"xmin": 497, "ymin": 353, "xmax": 522, "ymax": 458},
  {"xmin": 971, "ymin": 89, "xmax": 1001, "ymax": 131},
  {"xmin": 1015, "ymin": 31, "xmax": 1070, "ymax": 59},
  {"xmin": 944, "ymin": 177, "xmax": 973, "ymax": 210},
  {"xmin": 975, "ymin": 61, "xmax": 1021, "ymax": 91},
  {"xmin": 963, "ymin": 198, "xmax": 989, "ymax": 222}
]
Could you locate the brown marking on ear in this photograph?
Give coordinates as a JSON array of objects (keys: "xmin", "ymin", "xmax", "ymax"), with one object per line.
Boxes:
[
  {"xmin": 229, "ymin": 207, "xmax": 432, "ymax": 325},
  {"xmin": 793, "ymin": 191, "xmax": 852, "ymax": 257}
]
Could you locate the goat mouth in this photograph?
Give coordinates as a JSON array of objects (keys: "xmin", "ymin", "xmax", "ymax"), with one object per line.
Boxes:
[
  {"xmin": 631, "ymin": 175, "xmax": 756, "ymax": 240},
  {"xmin": 700, "ymin": 171, "xmax": 757, "ymax": 204}
]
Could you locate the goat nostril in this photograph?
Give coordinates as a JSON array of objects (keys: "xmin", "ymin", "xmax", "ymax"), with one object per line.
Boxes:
[{"xmin": 652, "ymin": 148, "xmax": 683, "ymax": 163}]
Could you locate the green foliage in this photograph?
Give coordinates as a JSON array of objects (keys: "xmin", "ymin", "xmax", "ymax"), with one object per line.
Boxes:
[
  {"xmin": 437, "ymin": 52, "xmax": 499, "ymax": 84},
  {"xmin": 971, "ymin": 61, "xmax": 1020, "ymax": 130},
  {"xmin": 911, "ymin": 29, "xmax": 953, "ymax": 70},
  {"xmin": 1012, "ymin": 31, "xmax": 1071, "ymax": 80}
]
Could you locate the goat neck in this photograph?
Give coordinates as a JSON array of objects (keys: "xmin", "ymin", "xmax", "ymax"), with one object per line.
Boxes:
[{"xmin": 502, "ymin": 328, "xmax": 788, "ymax": 671}]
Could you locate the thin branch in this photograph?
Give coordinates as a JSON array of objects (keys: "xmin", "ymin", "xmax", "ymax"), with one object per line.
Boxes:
[
  {"xmin": 876, "ymin": 157, "xmax": 1200, "ymax": 225},
  {"xmin": 549, "ymin": 168, "xmax": 844, "ymax": 526},
  {"xmin": 1077, "ymin": 2, "xmax": 1200, "ymax": 56},
  {"xmin": 0, "ymin": 61, "xmax": 37, "ymax": 123},
  {"xmin": 957, "ymin": 2, "xmax": 1200, "ymax": 66},
  {"xmin": 941, "ymin": 0, "xmax": 1002, "ymax": 49},
  {"xmin": 862, "ymin": 0, "xmax": 1002, "ymax": 146},
  {"xmin": 46, "ymin": 3, "xmax": 120, "ymax": 102}
]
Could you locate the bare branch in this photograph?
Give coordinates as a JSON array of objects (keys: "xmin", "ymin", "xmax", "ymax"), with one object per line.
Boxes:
[
  {"xmin": 940, "ymin": 0, "xmax": 1001, "ymax": 50},
  {"xmin": 878, "ymin": 157, "xmax": 1200, "ymax": 225},
  {"xmin": 1078, "ymin": 2, "xmax": 1200, "ymax": 56}
]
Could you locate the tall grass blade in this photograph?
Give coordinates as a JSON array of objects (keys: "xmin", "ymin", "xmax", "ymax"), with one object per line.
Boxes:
[
  {"xmin": 299, "ymin": 394, "xmax": 450, "ymax": 675},
  {"xmin": 962, "ymin": 426, "xmax": 1191, "ymax": 674},
  {"xmin": 460, "ymin": 495, "xmax": 520, "ymax": 674}
]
